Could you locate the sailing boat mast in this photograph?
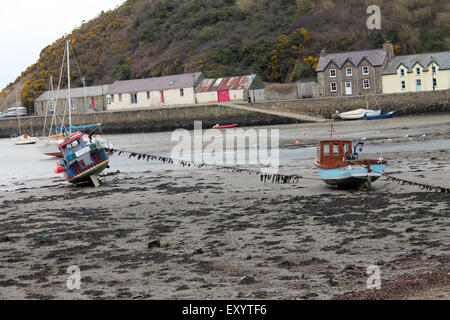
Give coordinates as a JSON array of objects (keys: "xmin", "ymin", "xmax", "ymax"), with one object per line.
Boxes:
[{"xmin": 66, "ymin": 40, "xmax": 72, "ymax": 134}]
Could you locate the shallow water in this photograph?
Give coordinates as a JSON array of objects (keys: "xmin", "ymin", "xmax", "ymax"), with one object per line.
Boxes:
[{"xmin": 0, "ymin": 114, "xmax": 449, "ymax": 188}]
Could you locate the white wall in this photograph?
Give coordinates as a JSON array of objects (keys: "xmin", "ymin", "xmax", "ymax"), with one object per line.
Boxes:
[
  {"xmin": 196, "ymin": 91, "xmax": 218, "ymax": 104},
  {"xmin": 106, "ymin": 87, "xmax": 196, "ymax": 110}
]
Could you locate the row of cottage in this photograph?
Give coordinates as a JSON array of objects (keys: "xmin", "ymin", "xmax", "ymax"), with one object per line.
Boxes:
[{"xmin": 34, "ymin": 43, "xmax": 450, "ymax": 116}]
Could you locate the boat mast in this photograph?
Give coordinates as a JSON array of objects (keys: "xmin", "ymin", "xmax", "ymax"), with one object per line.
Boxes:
[
  {"xmin": 15, "ymin": 87, "xmax": 22, "ymax": 137},
  {"xmin": 66, "ymin": 40, "xmax": 72, "ymax": 134}
]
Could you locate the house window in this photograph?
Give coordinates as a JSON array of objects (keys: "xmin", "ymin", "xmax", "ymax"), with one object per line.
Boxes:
[
  {"xmin": 433, "ymin": 78, "xmax": 437, "ymax": 88},
  {"xmin": 401, "ymin": 81, "xmax": 406, "ymax": 90},
  {"xmin": 131, "ymin": 93, "xmax": 138, "ymax": 104},
  {"xmin": 363, "ymin": 79, "xmax": 370, "ymax": 89},
  {"xmin": 147, "ymin": 92, "xmax": 150, "ymax": 99},
  {"xmin": 329, "ymin": 69, "xmax": 336, "ymax": 78},
  {"xmin": 119, "ymin": 94, "xmax": 122, "ymax": 102},
  {"xmin": 49, "ymin": 102, "xmax": 55, "ymax": 112},
  {"xmin": 330, "ymin": 82, "xmax": 337, "ymax": 92},
  {"xmin": 71, "ymin": 99, "xmax": 76, "ymax": 110},
  {"xmin": 416, "ymin": 68, "xmax": 421, "ymax": 75},
  {"xmin": 432, "ymin": 66, "xmax": 436, "ymax": 74},
  {"xmin": 106, "ymin": 98, "xmax": 111, "ymax": 105},
  {"xmin": 180, "ymin": 89, "xmax": 184, "ymax": 97},
  {"xmin": 346, "ymin": 68, "xmax": 352, "ymax": 77},
  {"xmin": 111, "ymin": 95, "xmax": 115, "ymax": 103},
  {"xmin": 362, "ymin": 66, "xmax": 369, "ymax": 75},
  {"xmin": 400, "ymin": 69, "xmax": 405, "ymax": 77}
]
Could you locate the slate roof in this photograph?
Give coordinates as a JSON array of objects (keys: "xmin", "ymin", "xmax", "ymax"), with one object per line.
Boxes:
[
  {"xmin": 382, "ymin": 51, "xmax": 450, "ymax": 75},
  {"xmin": 316, "ymin": 49, "xmax": 387, "ymax": 72},
  {"xmin": 35, "ymin": 85, "xmax": 109, "ymax": 102},
  {"xmin": 196, "ymin": 75, "xmax": 257, "ymax": 93},
  {"xmin": 107, "ymin": 72, "xmax": 202, "ymax": 95}
]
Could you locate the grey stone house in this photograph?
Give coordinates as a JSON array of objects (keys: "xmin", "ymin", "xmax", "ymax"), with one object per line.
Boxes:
[
  {"xmin": 34, "ymin": 85, "xmax": 109, "ymax": 116},
  {"xmin": 316, "ymin": 43, "xmax": 394, "ymax": 97}
]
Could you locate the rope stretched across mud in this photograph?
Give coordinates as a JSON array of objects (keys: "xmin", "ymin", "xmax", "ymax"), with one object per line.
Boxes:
[{"xmin": 107, "ymin": 148, "xmax": 449, "ymax": 193}]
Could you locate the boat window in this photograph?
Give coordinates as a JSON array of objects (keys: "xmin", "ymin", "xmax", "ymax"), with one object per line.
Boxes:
[
  {"xmin": 82, "ymin": 135, "xmax": 89, "ymax": 143},
  {"xmin": 323, "ymin": 143, "xmax": 330, "ymax": 156},
  {"xmin": 71, "ymin": 140, "xmax": 79, "ymax": 148},
  {"xmin": 343, "ymin": 143, "xmax": 350, "ymax": 155},
  {"xmin": 333, "ymin": 143, "xmax": 340, "ymax": 155}
]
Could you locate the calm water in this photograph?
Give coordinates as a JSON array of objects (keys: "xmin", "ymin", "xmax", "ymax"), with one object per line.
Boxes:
[{"xmin": 0, "ymin": 118, "xmax": 449, "ymax": 188}]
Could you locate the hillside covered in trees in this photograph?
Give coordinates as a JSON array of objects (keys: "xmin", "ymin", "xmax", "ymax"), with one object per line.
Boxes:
[{"xmin": 1, "ymin": 0, "xmax": 449, "ymax": 113}]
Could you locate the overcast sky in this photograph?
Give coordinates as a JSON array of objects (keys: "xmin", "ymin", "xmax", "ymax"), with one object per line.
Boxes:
[{"xmin": 0, "ymin": 0, "xmax": 125, "ymax": 90}]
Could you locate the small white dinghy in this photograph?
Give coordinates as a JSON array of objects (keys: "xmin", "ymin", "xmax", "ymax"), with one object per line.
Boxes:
[
  {"xmin": 12, "ymin": 134, "xmax": 39, "ymax": 145},
  {"xmin": 338, "ymin": 109, "xmax": 381, "ymax": 120}
]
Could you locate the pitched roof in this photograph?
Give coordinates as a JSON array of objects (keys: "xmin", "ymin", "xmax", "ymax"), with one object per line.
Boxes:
[
  {"xmin": 107, "ymin": 72, "xmax": 202, "ymax": 95},
  {"xmin": 35, "ymin": 85, "xmax": 109, "ymax": 102},
  {"xmin": 316, "ymin": 49, "xmax": 387, "ymax": 72},
  {"xmin": 382, "ymin": 51, "xmax": 450, "ymax": 75},
  {"xmin": 196, "ymin": 75, "xmax": 257, "ymax": 93}
]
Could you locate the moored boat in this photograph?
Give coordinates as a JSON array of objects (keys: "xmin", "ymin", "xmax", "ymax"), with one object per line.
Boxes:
[
  {"xmin": 54, "ymin": 132, "xmax": 109, "ymax": 187},
  {"xmin": 213, "ymin": 124, "xmax": 239, "ymax": 129},
  {"xmin": 314, "ymin": 140, "xmax": 387, "ymax": 189},
  {"xmin": 11, "ymin": 134, "xmax": 39, "ymax": 145},
  {"xmin": 364, "ymin": 111, "xmax": 395, "ymax": 120},
  {"xmin": 338, "ymin": 109, "xmax": 381, "ymax": 120}
]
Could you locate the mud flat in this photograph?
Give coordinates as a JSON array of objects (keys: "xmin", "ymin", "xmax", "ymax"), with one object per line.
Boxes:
[{"xmin": 0, "ymin": 117, "xmax": 449, "ymax": 300}]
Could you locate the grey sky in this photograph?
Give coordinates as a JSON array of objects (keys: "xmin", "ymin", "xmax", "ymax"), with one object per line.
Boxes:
[{"xmin": 0, "ymin": 0, "xmax": 125, "ymax": 90}]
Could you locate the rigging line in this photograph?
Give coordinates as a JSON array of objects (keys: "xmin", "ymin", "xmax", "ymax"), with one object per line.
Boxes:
[
  {"xmin": 48, "ymin": 47, "xmax": 67, "ymax": 137},
  {"xmin": 108, "ymin": 148, "xmax": 322, "ymax": 183},
  {"xmin": 69, "ymin": 44, "xmax": 104, "ymax": 135},
  {"xmin": 347, "ymin": 160, "xmax": 449, "ymax": 193}
]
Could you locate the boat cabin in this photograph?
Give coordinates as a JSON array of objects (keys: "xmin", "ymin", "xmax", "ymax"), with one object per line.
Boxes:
[
  {"xmin": 58, "ymin": 133, "xmax": 91, "ymax": 158},
  {"xmin": 315, "ymin": 140, "xmax": 354, "ymax": 169}
]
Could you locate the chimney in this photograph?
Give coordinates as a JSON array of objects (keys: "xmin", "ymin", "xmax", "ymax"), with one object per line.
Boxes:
[
  {"xmin": 383, "ymin": 42, "xmax": 394, "ymax": 60},
  {"xmin": 320, "ymin": 48, "xmax": 327, "ymax": 57}
]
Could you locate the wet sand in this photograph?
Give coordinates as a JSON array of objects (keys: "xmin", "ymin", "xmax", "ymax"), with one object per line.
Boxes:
[{"xmin": 0, "ymin": 115, "xmax": 449, "ymax": 300}]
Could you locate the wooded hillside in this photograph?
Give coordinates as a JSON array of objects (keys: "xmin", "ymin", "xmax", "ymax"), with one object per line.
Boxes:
[{"xmin": 1, "ymin": 0, "xmax": 448, "ymax": 113}]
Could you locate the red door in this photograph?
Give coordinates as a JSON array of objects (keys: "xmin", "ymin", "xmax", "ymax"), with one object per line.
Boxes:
[
  {"xmin": 218, "ymin": 90, "xmax": 230, "ymax": 102},
  {"xmin": 161, "ymin": 91, "xmax": 165, "ymax": 104}
]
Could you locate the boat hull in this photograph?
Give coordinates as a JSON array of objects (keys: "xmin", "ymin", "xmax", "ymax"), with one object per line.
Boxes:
[
  {"xmin": 317, "ymin": 164, "xmax": 386, "ymax": 187},
  {"xmin": 36, "ymin": 139, "xmax": 63, "ymax": 157},
  {"xmin": 340, "ymin": 109, "xmax": 381, "ymax": 120},
  {"xmin": 65, "ymin": 160, "xmax": 109, "ymax": 185},
  {"xmin": 365, "ymin": 112, "xmax": 395, "ymax": 120}
]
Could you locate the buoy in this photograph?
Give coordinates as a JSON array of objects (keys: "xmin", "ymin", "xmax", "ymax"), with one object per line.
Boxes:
[
  {"xmin": 54, "ymin": 166, "xmax": 64, "ymax": 174},
  {"xmin": 296, "ymin": 140, "xmax": 300, "ymax": 145},
  {"xmin": 302, "ymin": 132, "xmax": 306, "ymax": 136}
]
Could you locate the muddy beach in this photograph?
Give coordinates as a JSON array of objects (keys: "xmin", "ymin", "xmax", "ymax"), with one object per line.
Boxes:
[{"xmin": 0, "ymin": 114, "xmax": 449, "ymax": 300}]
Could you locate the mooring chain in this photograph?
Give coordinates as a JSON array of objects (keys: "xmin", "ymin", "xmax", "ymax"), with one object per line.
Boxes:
[
  {"xmin": 108, "ymin": 148, "xmax": 449, "ymax": 193},
  {"xmin": 107, "ymin": 148, "xmax": 320, "ymax": 184},
  {"xmin": 348, "ymin": 161, "xmax": 450, "ymax": 193}
]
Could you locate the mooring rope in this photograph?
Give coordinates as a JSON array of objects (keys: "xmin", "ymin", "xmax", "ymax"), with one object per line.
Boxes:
[
  {"xmin": 348, "ymin": 160, "xmax": 450, "ymax": 193},
  {"xmin": 107, "ymin": 148, "xmax": 321, "ymax": 184},
  {"xmin": 107, "ymin": 148, "xmax": 449, "ymax": 193}
]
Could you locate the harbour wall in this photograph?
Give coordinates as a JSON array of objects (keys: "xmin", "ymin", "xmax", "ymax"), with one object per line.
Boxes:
[
  {"xmin": 245, "ymin": 89, "xmax": 450, "ymax": 119},
  {"xmin": 0, "ymin": 90, "xmax": 448, "ymax": 138},
  {"xmin": 0, "ymin": 104, "xmax": 298, "ymax": 138}
]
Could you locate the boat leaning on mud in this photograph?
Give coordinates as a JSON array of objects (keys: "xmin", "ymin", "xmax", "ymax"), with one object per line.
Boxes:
[
  {"xmin": 54, "ymin": 132, "xmax": 109, "ymax": 187},
  {"xmin": 314, "ymin": 139, "xmax": 387, "ymax": 189}
]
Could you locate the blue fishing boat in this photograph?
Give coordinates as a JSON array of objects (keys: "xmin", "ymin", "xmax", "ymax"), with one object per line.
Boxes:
[
  {"xmin": 364, "ymin": 111, "xmax": 395, "ymax": 120},
  {"xmin": 314, "ymin": 140, "xmax": 387, "ymax": 189}
]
